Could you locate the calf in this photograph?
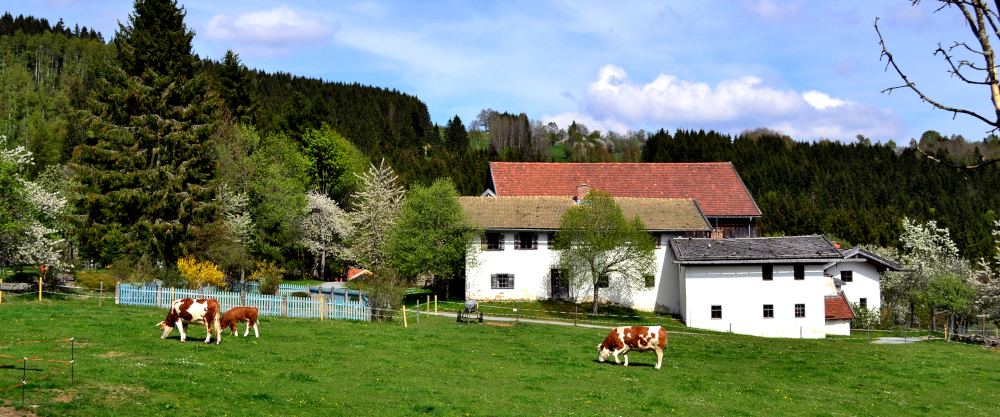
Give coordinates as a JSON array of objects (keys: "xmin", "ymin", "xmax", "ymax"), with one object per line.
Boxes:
[
  {"xmin": 156, "ymin": 298, "xmax": 222, "ymax": 345},
  {"xmin": 597, "ymin": 326, "xmax": 667, "ymax": 369},
  {"xmin": 221, "ymin": 307, "xmax": 260, "ymax": 338}
]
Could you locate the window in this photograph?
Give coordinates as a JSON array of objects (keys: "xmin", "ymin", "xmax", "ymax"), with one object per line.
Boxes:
[
  {"xmin": 651, "ymin": 232, "xmax": 662, "ymax": 249},
  {"xmin": 763, "ymin": 304, "xmax": 774, "ymax": 319},
  {"xmin": 841, "ymin": 270, "xmax": 853, "ymax": 282},
  {"xmin": 491, "ymin": 274, "xmax": 514, "ymax": 289},
  {"xmin": 762, "ymin": 265, "xmax": 773, "ymax": 281},
  {"xmin": 794, "ymin": 304, "xmax": 805, "ymax": 318},
  {"xmin": 644, "ymin": 275, "xmax": 655, "ymax": 288},
  {"xmin": 859, "ymin": 298, "xmax": 867, "ymax": 309},
  {"xmin": 794, "ymin": 265, "xmax": 805, "ymax": 280},
  {"xmin": 514, "ymin": 232, "xmax": 538, "ymax": 250},
  {"xmin": 482, "ymin": 233, "xmax": 503, "ymax": 251},
  {"xmin": 711, "ymin": 305, "xmax": 722, "ymax": 319},
  {"xmin": 597, "ymin": 275, "xmax": 610, "ymax": 288}
]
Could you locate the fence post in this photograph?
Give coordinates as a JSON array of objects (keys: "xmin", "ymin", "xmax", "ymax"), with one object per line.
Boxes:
[
  {"xmin": 516, "ymin": 301, "xmax": 519, "ymax": 322},
  {"xmin": 426, "ymin": 295, "xmax": 430, "ymax": 316},
  {"xmin": 170, "ymin": 287, "xmax": 174, "ymax": 304},
  {"xmin": 1, "ymin": 278, "xmax": 4, "ymax": 304},
  {"xmin": 800, "ymin": 326, "xmax": 802, "ymax": 339},
  {"xmin": 282, "ymin": 295, "xmax": 289, "ymax": 317},
  {"xmin": 38, "ymin": 277, "xmax": 42, "ymax": 302},
  {"xmin": 115, "ymin": 283, "xmax": 121, "ymax": 305},
  {"xmin": 434, "ymin": 295, "xmax": 438, "ymax": 316},
  {"xmin": 904, "ymin": 327, "xmax": 907, "ymax": 343},
  {"xmin": 416, "ymin": 300, "xmax": 420, "ymax": 323},
  {"xmin": 403, "ymin": 307, "xmax": 408, "ymax": 328},
  {"xmin": 575, "ymin": 305, "xmax": 578, "ymax": 326},
  {"xmin": 320, "ymin": 299, "xmax": 324, "ymax": 322},
  {"xmin": 156, "ymin": 285, "xmax": 162, "ymax": 308}
]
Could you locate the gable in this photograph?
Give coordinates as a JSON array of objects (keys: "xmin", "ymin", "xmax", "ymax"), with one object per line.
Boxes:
[{"xmin": 488, "ymin": 162, "xmax": 761, "ymax": 217}]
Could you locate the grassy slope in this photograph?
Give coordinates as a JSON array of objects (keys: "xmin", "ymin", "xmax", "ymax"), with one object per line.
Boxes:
[{"xmin": 1, "ymin": 297, "xmax": 999, "ymax": 416}]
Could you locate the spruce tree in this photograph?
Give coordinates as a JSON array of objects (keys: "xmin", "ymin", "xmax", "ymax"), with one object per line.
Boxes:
[
  {"xmin": 445, "ymin": 115, "xmax": 467, "ymax": 151},
  {"xmin": 216, "ymin": 50, "xmax": 259, "ymax": 125},
  {"xmin": 71, "ymin": 0, "xmax": 218, "ymax": 264}
]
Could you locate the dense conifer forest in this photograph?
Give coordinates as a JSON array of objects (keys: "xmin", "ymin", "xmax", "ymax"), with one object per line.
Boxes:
[{"xmin": 2, "ymin": 9, "xmax": 999, "ymax": 266}]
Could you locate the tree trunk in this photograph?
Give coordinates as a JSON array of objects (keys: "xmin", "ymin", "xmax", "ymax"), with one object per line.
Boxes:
[
  {"xmin": 592, "ymin": 282, "xmax": 600, "ymax": 316},
  {"xmin": 909, "ymin": 300, "xmax": 916, "ymax": 329},
  {"xmin": 932, "ymin": 310, "xmax": 937, "ymax": 332},
  {"xmin": 320, "ymin": 251, "xmax": 326, "ymax": 281}
]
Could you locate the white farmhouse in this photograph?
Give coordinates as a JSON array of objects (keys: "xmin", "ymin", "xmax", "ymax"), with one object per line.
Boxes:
[
  {"xmin": 459, "ymin": 194, "xmax": 712, "ymax": 311},
  {"xmin": 460, "ymin": 162, "xmax": 902, "ymax": 338}
]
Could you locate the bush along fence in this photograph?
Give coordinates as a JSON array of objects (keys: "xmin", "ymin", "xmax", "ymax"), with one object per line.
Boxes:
[{"xmin": 116, "ymin": 283, "xmax": 370, "ymax": 321}]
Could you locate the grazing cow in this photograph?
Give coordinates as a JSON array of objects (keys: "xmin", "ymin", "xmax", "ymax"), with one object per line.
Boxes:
[
  {"xmin": 221, "ymin": 307, "xmax": 260, "ymax": 338},
  {"xmin": 597, "ymin": 326, "xmax": 667, "ymax": 369},
  {"xmin": 156, "ymin": 298, "xmax": 222, "ymax": 345}
]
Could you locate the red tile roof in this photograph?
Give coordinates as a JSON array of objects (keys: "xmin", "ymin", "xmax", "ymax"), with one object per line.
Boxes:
[
  {"xmin": 825, "ymin": 293, "xmax": 855, "ymax": 320},
  {"xmin": 347, "ymin": 269, "xmax": 372, "ymax": 281},
  {"xmin": 488, "ymin": 162, "xmax": 760, "ymax": 217}
]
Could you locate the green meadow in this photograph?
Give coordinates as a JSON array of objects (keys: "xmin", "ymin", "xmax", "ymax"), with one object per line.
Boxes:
[{"xmin": 1, "ymin": 295, "xmax": 999, "ymax": 416}]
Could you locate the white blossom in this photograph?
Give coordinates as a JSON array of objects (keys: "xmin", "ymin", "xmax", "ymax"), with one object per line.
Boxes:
[
  {"xmin": 348, "ymin": 159, "xmax": 404, "ymax": 269},
  {"xmin": 215, "ymin": 182, "xmax": 254, "ymax": 245},
  {"xmin": 299, "ymin": 190, "xmax": 352, "ymax": 260}
]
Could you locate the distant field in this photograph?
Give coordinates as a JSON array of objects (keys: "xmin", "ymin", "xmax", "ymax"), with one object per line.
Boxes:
[
  {"xmin": 2, "ymin": 296, "xmax": 999, "ymax": 416},
  {"xmin": 550, "ymin": 144, "xmax": 568, "ymax": 162}
]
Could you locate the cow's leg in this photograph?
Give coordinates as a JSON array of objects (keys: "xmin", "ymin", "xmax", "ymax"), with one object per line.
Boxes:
[
  {"xmin": 654, "ymin": 347, "xmax": 663, "ymax": 370},
  {"xmin": 176, "ymin": 319, "xmax": 187, "ymax": 342},
  {"xmin": 623, "ymin": 352, "xmax": 629, "ymax": 367},
  {"xmin": 612, "ymin": 350, "xmax": 621, "ymax": 365},
  {"xmin": 215, "ymin": 315, "xmax": 222, "ymax": 345},
  {"xmin": 203, "ymin": 321, "xmax": 212, "ymax": 344},
  {"xmin": 244, "ymin": 321, "xmax": 251, "ymax": 337},
  {"xmin": 252, "ymin": 321, "xmax": 259, "ymax": 338}
]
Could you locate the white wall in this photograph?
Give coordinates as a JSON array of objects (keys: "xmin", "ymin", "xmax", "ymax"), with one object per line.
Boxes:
[
  {"xmin": 465, "ymin": 231, "xmax": 679, "ymax": 311},
  {"xmin": 826, "ymin": 319, "xmax": 851, "ymax": 336},
  {"xmin": 681, "ymin": 264, "xmax": 828, "ymax": 338},
  {"xmin": 824, "ymin": 260, "xmax": 881, "ymax": 310}
]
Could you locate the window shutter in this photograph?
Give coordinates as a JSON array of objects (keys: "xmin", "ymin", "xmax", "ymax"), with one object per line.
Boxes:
[
  {"xmin": 532, "ymin": 233, "xmax": 538, "ymax": 249},
  {"xmin": 481, "ymin": 234, "xmax": 487, "ymax": 250},
  {"xmin": 509, "ymin": 274, "xmax": 515, "ymax": 288},
  {"xmin": 491, "ymin": 274, "xmax": 497, "ymax": 289},
  {"xmin": 513, "ymin": 233, "xmax": 521, "ymax": 250}
]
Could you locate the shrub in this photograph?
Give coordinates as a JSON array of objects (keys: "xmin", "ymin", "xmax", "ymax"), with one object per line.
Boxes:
[
  {"xmin": 252, "ymin": 261, "xmax": 285, "ymax": 295},
  {"xmin": 290, "ymin": 291, "xmax": 309, "ymax": 298},
  {"xmin": 177, "ymin": 258, "xmax": 226, "ymax": 289},
  {"xmin": 75, "ymin": 271, "xmax": 117, "ymax": 290},
  {"xmin": 364, "ymin": 267, "xmax": 407, "ymax": 322},
  {"xmin": 851, "ymin": 304, "xmax": 894, "ymax": 330},
  {"xmin": 107, "ymin": 256, "xmax": 158, "ymax": 284}
]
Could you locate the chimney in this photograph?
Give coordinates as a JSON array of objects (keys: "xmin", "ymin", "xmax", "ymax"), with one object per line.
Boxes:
[
  {"xmin": 576, "ymin": 183, "xmax": 590, "ymax": 201},
  {"xmin": 710, "ymin": 229, "xmax": 723, "ymax": 239},
  {"xmin": 833, "ymin": 242, "xmax": 841, "ymax": 249}
]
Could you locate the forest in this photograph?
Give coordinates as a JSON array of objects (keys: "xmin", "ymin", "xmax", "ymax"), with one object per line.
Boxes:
[{"xmin": 2, "ymin": 5, "xmax": 1000, "ymax": 278}]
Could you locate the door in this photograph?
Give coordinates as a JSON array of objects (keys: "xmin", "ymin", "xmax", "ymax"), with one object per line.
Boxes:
[{"xmin": 550, "ymin": 269, "xmax": 569, "ymax": 300}]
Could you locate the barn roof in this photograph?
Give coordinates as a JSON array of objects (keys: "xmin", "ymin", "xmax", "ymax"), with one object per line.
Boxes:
[
  {"xmin": 670, "ymin": 235, "xmax": 843, "ymax": 264},
  {"xmin": 486, "ymin": 162, "xmax": 761, "ymax": 218},
  {"xmin": 825, "ymin": 293, "xmax": 855, "ymax": 320},
  {"xmin": 837, "ymin": 248, "xmax": 904, "ymax": 272},
  {"xmin": 458, "ymin": 196, "xmax": 712, "ymax": 231}
]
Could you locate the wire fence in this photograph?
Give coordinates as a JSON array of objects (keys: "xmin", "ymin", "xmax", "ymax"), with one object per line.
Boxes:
[
  {"xmin": 0, "ymin": 337, "xmax": 80, "ymax": 408},
  {"xmin": 116, "ymin": 284, "xmax": 370, "ymax": 321}
]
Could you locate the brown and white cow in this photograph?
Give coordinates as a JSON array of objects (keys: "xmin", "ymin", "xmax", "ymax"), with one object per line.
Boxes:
[
  {"xmin": 597, "ymin": 326, "xmax": 667, "ymax": 369},
  {"xmin": 221, "ymin": 307, "xmax": 259, "ymax": 338},
  {"xmin": 156, "ymin": 298, "xmax": 222, "ymax": 345}
]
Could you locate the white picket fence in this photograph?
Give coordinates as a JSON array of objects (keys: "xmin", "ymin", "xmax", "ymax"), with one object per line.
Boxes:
[{"xmin": 115, "ymin": 283, "xmax": 369, "ymax": 321}]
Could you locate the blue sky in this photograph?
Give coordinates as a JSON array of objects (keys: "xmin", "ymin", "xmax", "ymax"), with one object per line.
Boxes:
[{"xmin": 8, "ymin": 0, "xmax": 996, "ymax": 142}]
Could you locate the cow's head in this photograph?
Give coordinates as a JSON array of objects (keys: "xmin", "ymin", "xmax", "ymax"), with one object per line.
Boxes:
[
  {"xmin": 597, "ymin": 343, "xmax": 611, "ymax": 362},
  {"xmin": 157, "ymin": 310, "xmax": 179, "ymax": 339}
]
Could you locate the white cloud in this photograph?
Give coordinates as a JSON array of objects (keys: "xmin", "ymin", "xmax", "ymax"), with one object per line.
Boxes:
[
  {"xmin": 204, "ymin": 7, "xmax": 335, "ymax": 57},
  {"xmin": 562, "ymin": 64, "xmax": 905, "ymax": 141},
  {"xmin": 802, "ymin": 91, "xmax": 848, "ymax": 110}
]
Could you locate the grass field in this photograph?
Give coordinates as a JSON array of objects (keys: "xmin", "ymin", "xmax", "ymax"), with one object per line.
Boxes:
[{"xmin": 2, "ymin": 296, "xmax": 1000, "ymax": 416}]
